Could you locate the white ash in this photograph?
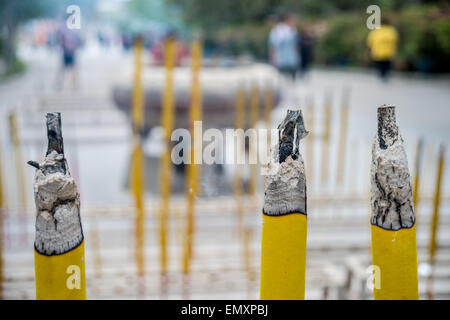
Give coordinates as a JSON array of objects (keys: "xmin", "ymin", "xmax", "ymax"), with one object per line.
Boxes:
[
  {"xmin": 263, "ymin": 145, "xmax": 307, "ymax": 216},
  {"xmin": 33, "ymin": 151, "xmax": 83, "ymax": 255},
  {"xmin": 370, "ymin": 106, "xmax": 415, "ymax": 230}
]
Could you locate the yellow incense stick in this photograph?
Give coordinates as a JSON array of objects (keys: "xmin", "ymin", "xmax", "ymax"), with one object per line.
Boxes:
[
  {"xmin": 0, "ymin": 139, "xmax": 4, "ymax": 299},
  {"xmin": 9, "ymin": 112, "xmax": 27, "ymax": 248},
  {"xmin": 412, "ymin": 139, "xmax": 423, "ymax": 218},
  {"xmin": 336, "ymin": 87, "xmax": 350, "ymax": 185},
  {"xmin": 183, "ymin": 38, "xmax": 202, "ymax": 275},
  {"xmin": 305, "ymin": 96, "xmax": 314, "ymax": 185},
  {"xmin": 35, "ymin": 242, "xmax": 86, "ymax": 300},
  {"xmin": 248, "ymin": 83, "xmax": 259, "ymax": 197},
  {"xmin": 159, "ymin": 36, "xmax": 176, "ymax": 275},
  {"xmin": 130, "ymin": 36, "xmax": 146, "ymax": 280},
  {"xmin": 429, "ymin": 145, "xmax": 445, "ymax": 263},
  {"xmin": 234, "ymin": 87, "xmax": 246, "ymax": 237},
  {"xmin": 263, "ymin": 86, "xmax": 273, "ymax": 129},
  {"xmin": 29, "ymin": 113, "xmax": 86, "ymax": 300},
  {"xmin": 370, "ymin": 105, "xmax": 418, "ymax": 300},
  {"xmin": 320, "ymin": 92, "xmax": 332, "ymax": 187},
  {"xmin": 260, "ymin": 109, "xmax": 309, "ymax": 300}
]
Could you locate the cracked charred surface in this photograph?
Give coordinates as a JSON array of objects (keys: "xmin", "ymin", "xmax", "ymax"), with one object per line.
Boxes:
[
  {"xmin": 263, "ymin": 109, "xmax": 308, "ymax": 216},
  {"xmin": 371, "ymin": 105, "xmax": 415, "ymax": 231},
  {"xmin": 30, "ymin": 113, "xmax": 83, "ymax": 255},
  {"xmin": 278, "ymin": 109, "xmax": 308, "ymax": 163}
]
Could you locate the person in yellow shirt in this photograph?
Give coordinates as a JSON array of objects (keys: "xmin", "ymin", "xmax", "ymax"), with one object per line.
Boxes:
[{"xmin": 367, "ymin": 18, "xmax": 399, "ymax": 81}]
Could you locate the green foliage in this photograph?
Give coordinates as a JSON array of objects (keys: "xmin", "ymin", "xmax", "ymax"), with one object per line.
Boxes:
[
  {"xmin": 315, "ymin": 14, "xmax": 368, "ymax": 66},
  {"xmin": 213, "ymin": 23, "xmax": 271, "ymax": 59},
  {"xmin": 394, "ymin": 5, "xmax": 450, "ymax": 71},
  {"xmin": 169, "ymin": 0, "xmax": 450, "ymax": 72},
  {"xmin": 316, "ymin": 4, "xmax": 450, "ymax": 72},
  {"xmin": 0, "ymin": 57, "xmax": 26, "ymax": 80}
]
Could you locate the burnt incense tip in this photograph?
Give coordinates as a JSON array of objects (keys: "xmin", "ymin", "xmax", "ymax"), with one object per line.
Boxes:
[
  {"xmin": 46, "ymin": 112, "xmax": 64, "ymax": 156},
  {"xmin": 377, "ymin": 105, "xmax": 398, "ymax": 150},
  {"xmin": 33, "ymin": 113, "xmax": 82, "ymax": 255},
  {"xmin": 264, "ymin": 109, "xmax": 308, "ymax": 216},
  {"xmin": 278, "ymin": 109, "xmax": 308, "ymax": 163},
  {"xmin": 371, "ymin": 105, "xmax": 415, "ymax": 230},
  {"xmin": 27, "ymin": 160, "xmax": 40, "ymax": 169}
]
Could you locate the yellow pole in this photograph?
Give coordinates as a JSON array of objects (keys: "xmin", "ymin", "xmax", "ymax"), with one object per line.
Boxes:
[
  {"xmin": 426, "ymin": 145, "xmax": 445, "ymax": 299},
  {"xmin": 412, "ymin": 139, "xmax": 424, "ymax": 216},
  {"xmin": 263, "ymin": 85, "xmax": 273, "ymax": 188},
  {"xmin": 248, "ymin": 83, "xmax": 259, "ymax": 197},
  {"xmin": 336, "ymin": 87, "xmax": 350, "ymax": 185},
  {"xmin": 260, "ymin": 109, "xmax": 309, "ymax": 300},
  {"xmin": 131, "ymin": 37, "xmax": 145, "ymax": 131},
  {"xmin": 9, "ymin": 113, "xmax": 27, "ymax": 245},
  {"xmin": 429, "ymin": 145, "xmax": 445, "ymax": 263},
  {"xmin": 233, "ymin": 87, "xmax": 245, "ymax": 237},
  {"xmin": 159, "ymin": 36, "xmax": 176, "ymax": 288},
  {"xmin": 130, "ymin": 36, "xmax": 146, "ymax": 289},
  {"xmin": 349, "ymin": 139, "xmax": 359, "ymax": 195},
  {"xmin": 264, "ymin": 85, "xmax": 273, "ymax": 129},
  {"xmin": 370, "ymin": 106, "xmax": 418, "ymax": 300},
  {"xmin": 183, "ymin": 38, "xmax": 202, "ymax": 276},
  {"xmin": 30, "ymin": 113, "xmax": 86, "ymax": 300},
  {"xmin": 305, "ymin": 95, "xmax": 314, "ymax": 186},
  {"xmin": 90, "ymin": 219, "xmax": 102, "ymax": 279},
  {"xmin": 320, "ymin": 92, "xmax": 332, "ymax": 188},
  {"xmin": 0, "ymin": 138, "xmax": 4, "ymax": 299},
  {"xmin": 243, "ymin": 227, "xmax": 255, "ymax": 298}
]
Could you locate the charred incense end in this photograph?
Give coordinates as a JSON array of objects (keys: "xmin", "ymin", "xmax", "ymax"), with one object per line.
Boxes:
[
  {"xmin": 278, "ymin": 109, "xmax": 309, "ymax": 163},
  {"xmin": 263, "ymin": 109, "xmax": 308, "ymax": 216},
  {"xmin": 377, "ymin": 105, "xmax": 398, "ymax": 150},
  {"xmin": 371, "ymin": 105, "xmax": 415, "ymax": 231},
  {"xmin": 46, "ymin": 112, "xmax": 64, "ymax": 156},
  {"xmin": 31, "ymin": 113, "xmax": 83, "ymax": 256},
  {"xmin": 27, "ymin": 161, "xmax": 40, "ymax": 169}
]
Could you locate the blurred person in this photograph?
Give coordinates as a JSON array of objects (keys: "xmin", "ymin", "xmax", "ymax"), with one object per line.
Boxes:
[
  {"xmin": 298, "ymin": 23, "xmax": 314, "ymax": 79},
  {"xmin": 55, "ymin": 24, "xmax": 81, "ymax": 91},
  {"xmin": 367, "ymin": 17, "xmax": 399, "ymax": 81},
  {"xmin": 150, "ymin": 39, "xmax": 164, "ymax": 65},
  {"xmin": 268, "ymin": 13, "xmax": 301, "ymax": 82},
  {"xmin": 121, "ymin": 34, "xmax": 133, "ymax": 51},
  {"xmin": 267, "ymin": 13, "xmax": 278, "ymax": 30},
  {"xmin": 150, "ymin": 31, "xmax": 189, "ymax": 66}
]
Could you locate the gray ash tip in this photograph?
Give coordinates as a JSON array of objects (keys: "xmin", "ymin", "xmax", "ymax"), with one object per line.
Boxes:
[
  {"xmin": 32, "ymin": 113, "xmax": 83, "ymax": 256},
  {"xmin": 377, "ymin": 105, "xmax": 398, "ymax": 150},
  {"xmin": 278, "ymin": 109, "xmax": 308, "ymax": 163},
  {"xmin": 264, "ymin": 109, "xmax": 308, "ymax": 216},
  {"xmin": 371, "ymin": 105, "xmax": 415, "ymax": 230}
]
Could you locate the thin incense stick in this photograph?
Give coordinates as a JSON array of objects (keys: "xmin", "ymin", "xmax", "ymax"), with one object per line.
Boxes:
[
  {"xmin": 130, "ymin": 36, "xmax": 146, "ymax": 294},
  {"xmin": 183, "ymin": 38, "xmax": 202, "ymax": 278},
  {"xmin": 412, "ymin": 139, "xmax": 424, "ymax": 217},
  {"xmin": 159, "ymin": 37, "xmax": 176, "ymax": 295},
  {"xmin": 426, "ymin": 145, "xmax": 445, "ymax": 299},
  {"xmin": 0, "ymin": 137, "xmax": 4, "ymax": 299},
  {"xmin": 336, "ymin": 87, "xmax": 350, "ymax": 186}
]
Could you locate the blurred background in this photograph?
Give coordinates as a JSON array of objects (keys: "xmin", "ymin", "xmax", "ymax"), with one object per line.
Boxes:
[{"xmin": 0, "ymin": 0, "xmax": 449, "ymax": 299}]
